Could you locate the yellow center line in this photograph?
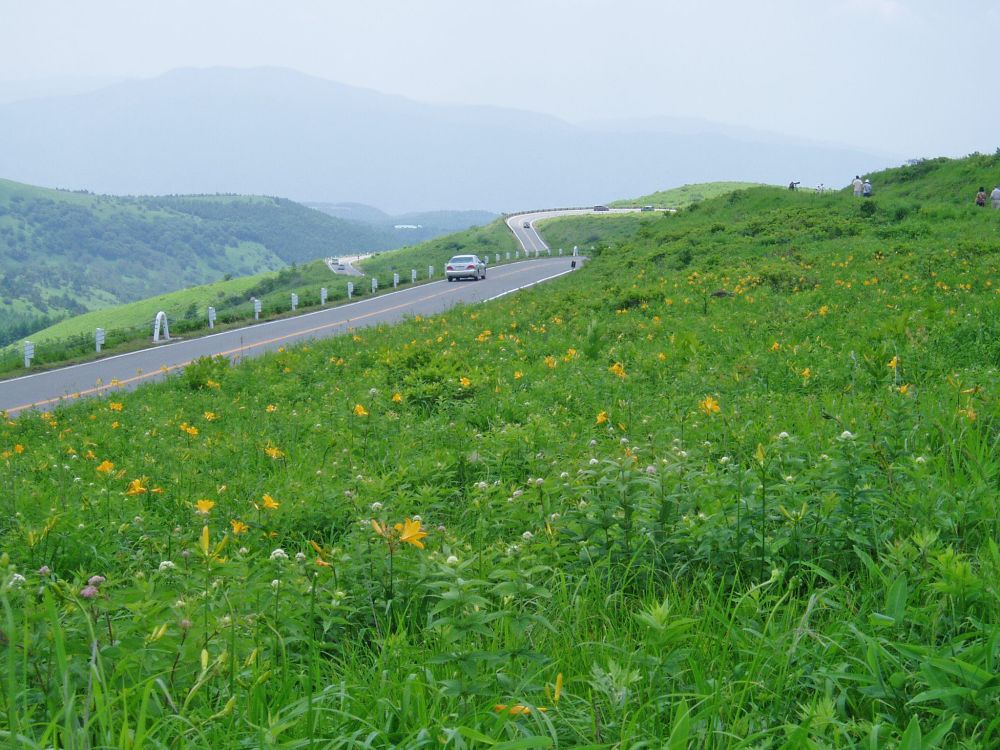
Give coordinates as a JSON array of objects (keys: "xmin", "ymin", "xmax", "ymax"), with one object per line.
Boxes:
[{"xmin": 3, "ymin": 264, "xmax": 548, "ymax": 416}]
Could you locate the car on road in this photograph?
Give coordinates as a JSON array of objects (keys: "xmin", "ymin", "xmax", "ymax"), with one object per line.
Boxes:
[
  {"xmin": 522, "ymin": 221, "xmax": 531, "ymax": 229},
  {"xmin": 446, "ymin": 254, "xmax": 487, "ymax": 281},
  {"xmin": 593, "ymin": 205, "xmax": 609, "ymax": 212},
  {"xmin": 641, "ymin": 205, "xmax": 654, "ymax": 212}
]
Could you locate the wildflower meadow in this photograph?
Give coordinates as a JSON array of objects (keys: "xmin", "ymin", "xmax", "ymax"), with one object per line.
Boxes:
[{"xmin": 1, "ymin": 155, "xmax": 997, "ymax": 748}]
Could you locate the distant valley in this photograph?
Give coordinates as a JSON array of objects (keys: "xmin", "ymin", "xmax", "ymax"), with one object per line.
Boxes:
[{"xmin": 0, "ymin": 178, "xmax": 492, "ymax": 344}]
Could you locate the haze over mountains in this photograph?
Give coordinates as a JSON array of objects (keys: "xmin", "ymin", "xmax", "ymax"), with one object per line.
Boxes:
[{"xmin": 0, "ymin": 67, "xmax": 894, "ymax": 213}]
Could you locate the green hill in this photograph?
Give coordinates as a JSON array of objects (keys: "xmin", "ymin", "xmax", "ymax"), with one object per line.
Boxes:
[
  {"xmin": 0, "ymin": 178, "xmax": 398, "ymax": 345},
  {"xmin": 609, "ymin": 180, "xmax": 765, "ymax": 208},
  {"xmin": 0, "ymin": 154, "xmax": 997, "ymax": 746}
]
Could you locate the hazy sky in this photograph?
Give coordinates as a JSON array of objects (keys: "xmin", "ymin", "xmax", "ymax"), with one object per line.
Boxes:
[{"xmin": 1, "ymin": 0, "xmax": 997, "ymax": 158}]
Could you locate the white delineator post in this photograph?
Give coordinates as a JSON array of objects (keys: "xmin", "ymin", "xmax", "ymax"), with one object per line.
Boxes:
[
  {"xmin": 23, "ymin": 341, "xmax": 34, "ymax": 368},
  {"xmin": 320, "ymin": 287, "xmax": 328, "ymax": 305},
  {"xmin": 371, "ymin": 278, "xmax": 378, "ymax": 294},
  {"xmin": 253, "ymin": 298, "xmax": 262, "ymax": 320},
  {"xmin": 153, "ymin": 311, "xmax": 169, "ymax": 343},
  {"xmin": 290, "ymin": 293, "xmax": 298, "ymax": 311},
  {"xmin": 428, "ymin": 266, "xmax": 434, "ymax": 279},
  {"xmin": 393, "ymin": 273, "xmax": 399, "ymax": 288},
  {"xmin": 347, "ymin": 282, "xmax": 354, "ymax": 300},
  {"xmin": 95, "ymin": 328, "xmax": 105, "ymax": 352},
  {"xmin": 207, "ymin": 307, "xmax": 216, "ymax": 329},
  {"xmin": 411, "ymin": 269, "xmax": 417, "ymax": 283}
]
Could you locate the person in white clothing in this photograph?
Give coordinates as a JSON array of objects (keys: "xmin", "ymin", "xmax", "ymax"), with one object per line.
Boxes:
[
  {"xmin": 852, "ymin": 176, "xmax": 864, "ymax": 197},
  {"xmin": 992, "ymin": 185, "xmax": 1000, "ymax": 209},
  {"xmin": 862, "ymin": 179, "xmax": 873, "ymax": 197}
]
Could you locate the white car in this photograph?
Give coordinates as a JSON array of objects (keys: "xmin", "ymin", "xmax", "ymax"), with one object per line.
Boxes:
[{"xmin": 446, "ymin": 254, "xmax": 487, "ymax": 281}]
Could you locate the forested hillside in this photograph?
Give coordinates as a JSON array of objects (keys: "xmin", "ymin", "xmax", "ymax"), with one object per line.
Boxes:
[{"xmin": 0, "ymin": 179, "xmax": 393, "ymax": 344}]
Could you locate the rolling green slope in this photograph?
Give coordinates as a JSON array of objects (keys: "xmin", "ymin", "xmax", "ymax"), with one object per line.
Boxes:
[
  {"xmin": 610, "ymin": 180, "xmax": 765, "ymax": 208},
  {"xmin": 1, "ymin": 153, "xmax": 996, "ymax": 746},
  {"xmin": 0, "ymin": 178, "xmax": 397, "ymax": 344}
]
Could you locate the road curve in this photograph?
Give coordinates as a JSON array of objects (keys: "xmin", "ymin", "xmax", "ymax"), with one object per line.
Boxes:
[
  {"xmin": 0, "ymin": 258, "xmax": 577, "ymax": 416},
  {"xmin": 505, "ymin": 207, "xmax": 642, "ymax": 254}
]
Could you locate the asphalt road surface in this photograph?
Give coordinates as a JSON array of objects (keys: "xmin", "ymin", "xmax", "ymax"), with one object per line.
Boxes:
[{"xmin": 0, "ymin": 257, "xmax": 579, "ymax": 416}]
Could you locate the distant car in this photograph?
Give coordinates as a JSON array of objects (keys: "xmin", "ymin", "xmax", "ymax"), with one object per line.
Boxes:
[
  {"xmin": 446, "ymin": 254, "xmax": 486, "ymax": 281},
  {"xmin": 336, "ymin": 263, "xmax": 346, "ymax": 270},
  {"xmin": 522, "ymin": 221, "xmax": 531, "ymax": 229},
  {"xmin": 641, "ymin": 205, "xmax": 654, "ymax": 212},
  {"xmin": 593, "ymin": 205, "xmax": 609, "ymax": 212}
]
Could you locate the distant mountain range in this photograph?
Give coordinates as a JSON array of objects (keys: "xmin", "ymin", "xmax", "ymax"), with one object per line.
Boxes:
[{"xmin": 0, "ymin": 67, "xmax": 896, "ymax": 212}]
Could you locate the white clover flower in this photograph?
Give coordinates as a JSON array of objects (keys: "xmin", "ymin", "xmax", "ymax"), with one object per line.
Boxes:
[
  {"xmin": 475, "ymin": 481, "xmax": 488, "ymax": 490},
  {"xmin": 719, "ymin": 456, "xmax": 731, "ymax": 465},
  {"xmin": 535, "ymin": 478, "xmax": 544, "ymax": 486},
  {"xmin": 239, "ymin": 547, "xmax": 249, "ymax": 555},
  {"xmin": 778, "ymin": 432, "xmax": 790, "ymax": 440},
  {"xmin": 269, "ymin": 548, "xmax": 288, "ymax": 561},
  {"xmin": 839, "ymin": 431, "xmax": 855, "ymax": 441},
  {"xmin": 370, "ymin": 501, "xmax": 383, "ymax": 511},
  {"xmin": 645, "ymin": 465, "xmax": 657, "ymax": 475},
  {"xmin": 784, "ymin": 475, "xmax": 795, "ymax": 483},
  {"xmin": 522, "ymin": 530, "xmax": 534, "ymax": 541},
  {"xmin": 446, "ymin": 555, "xmax": 459, "ymax": 564},
  {"xmin": 158, "ymin": 560, "xmax": 176, "ymax": 572},
  {"xmin": 819, "ymin": 454, "xmax": 831, "ymax": 461},
  {"xmin": 271, "ymin": 580, "xmax": 280, "ymax": 590},
  {"xmin": 549, "ymin": 512, "xmax": 561, "ymax": 521},
  {"xmin": 295, "ymin": 552, "xmax": 307, "ymax": 562},
  {"xmin": 677, "ymin": 450, "xmax": 688, "ymax": 459},
  {"xmin": 369, "ymin": 388, "xmax": 378, "ymax": 396},
  {"xmin": 512, "ymin": 489, "xmax": 524, "ymax": 498},
  {"xmin": 560, "ymin": 471, "xmax": 569, "ymax": 479},
  {"xmin": 7, "ymin": 573, "xmax": 26, "ymax": 588},
  {"xmin": 589, "ymin": 439, "xmax": 597, "ymax": 447},
  {"xmin": 915, "ymin": 456, "xmax": 927, "ymax": 464},
  {"xmin": 412, "ymin": 514, "xmax": 422, "ymax": 522},
  {"xmin": 620, "ymin": 437, "xmax": 629, "ymax": 445},
  {"xmin": 702, "ymin": 441, "xmax": 712, "ymax": 448},
  {"xmin": 589, "ymin": 458, "xmax": 599, "ymax": 465}
]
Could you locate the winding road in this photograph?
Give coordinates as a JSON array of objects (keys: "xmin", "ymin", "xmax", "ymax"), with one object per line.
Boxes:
[{"xmin": 1, "ymin": 209, "xmax": 608, "ymax": 416}]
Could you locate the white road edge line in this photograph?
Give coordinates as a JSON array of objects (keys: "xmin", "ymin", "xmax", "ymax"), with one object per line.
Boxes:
[{"xmin": 483, "ymin": 266, "xmax": 577, "ymax": 302}]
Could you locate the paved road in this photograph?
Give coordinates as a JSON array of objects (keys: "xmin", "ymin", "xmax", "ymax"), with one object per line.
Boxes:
[
  {"xmin": 0, "ymin": 258, "xmax": 577, "ymax": 416},
  {"xmin": 506, "ymin": 207, "xmax": 643, "ymax": 254}
]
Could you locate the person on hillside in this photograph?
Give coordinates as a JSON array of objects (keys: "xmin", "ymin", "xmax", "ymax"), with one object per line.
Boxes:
[
  {"xmin": 862, "ymin": 179, "xmax": 873, "ymax": 197},
  {"xmin": 976, "ymin": 187, "xmax": 988, "ymax": 207},
  {"xmin": 852, "ymin": 175, "xmax": 864, "ymax": 197},
  {"xmin": 992, "ymin": 185, "xmax": 1000, "ymax": 209}
]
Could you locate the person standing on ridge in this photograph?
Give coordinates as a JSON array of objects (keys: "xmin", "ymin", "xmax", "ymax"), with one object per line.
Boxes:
[
  {"xmin": 976, "ymin": 187, "xmax": 987, "ymax": 207},
  {"xmin": 992, "ymin": 185, "xmax": 1000, "ymax": 209},
  {"xmin": 852, "ymin": 175, "xmax": 864, "ymax": 197},
  {"xmin": 862, "ymin": 179, "xmax": 873, "ymax": 197}
]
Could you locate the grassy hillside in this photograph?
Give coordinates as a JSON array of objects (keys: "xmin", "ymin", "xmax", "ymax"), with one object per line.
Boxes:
[
  {"xmin": 541, "ymin": 181, "xmax": 766, "ymax": 251},
  {"xmin": 358, "ymin": 219, "xmax": 519, "ymax": 277},
  {"xmin": 0, "ymin": 154, "xmax": 997, "ymax": 747},
  {"xmin": 0, "ymin": 178, "xmax": 399, "ymax": 344},
  {"xmin": 609, "ymin": 180, "xmax": 765, "ymax": 208},
  {"xmin": 15, "ymin": 261, "xmax": 344, "ymax": 345}
]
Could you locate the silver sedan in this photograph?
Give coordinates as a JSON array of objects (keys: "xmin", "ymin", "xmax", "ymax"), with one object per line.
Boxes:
[{"xmin": 445, "ymin": 254, "xmax": 487, "ymax": 281}]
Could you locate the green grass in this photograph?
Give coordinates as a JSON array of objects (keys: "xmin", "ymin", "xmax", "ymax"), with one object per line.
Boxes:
[
  {"xmin": 0, "ymin": 153, "xmax": 997, "ymax": 748},
  {"xmin": 358, "ymin": 219, "xmax": 520, "ymax": 278},
  {"xmin": 609, "ymin": 181, "xmax": 765, "ymax": 208}
]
